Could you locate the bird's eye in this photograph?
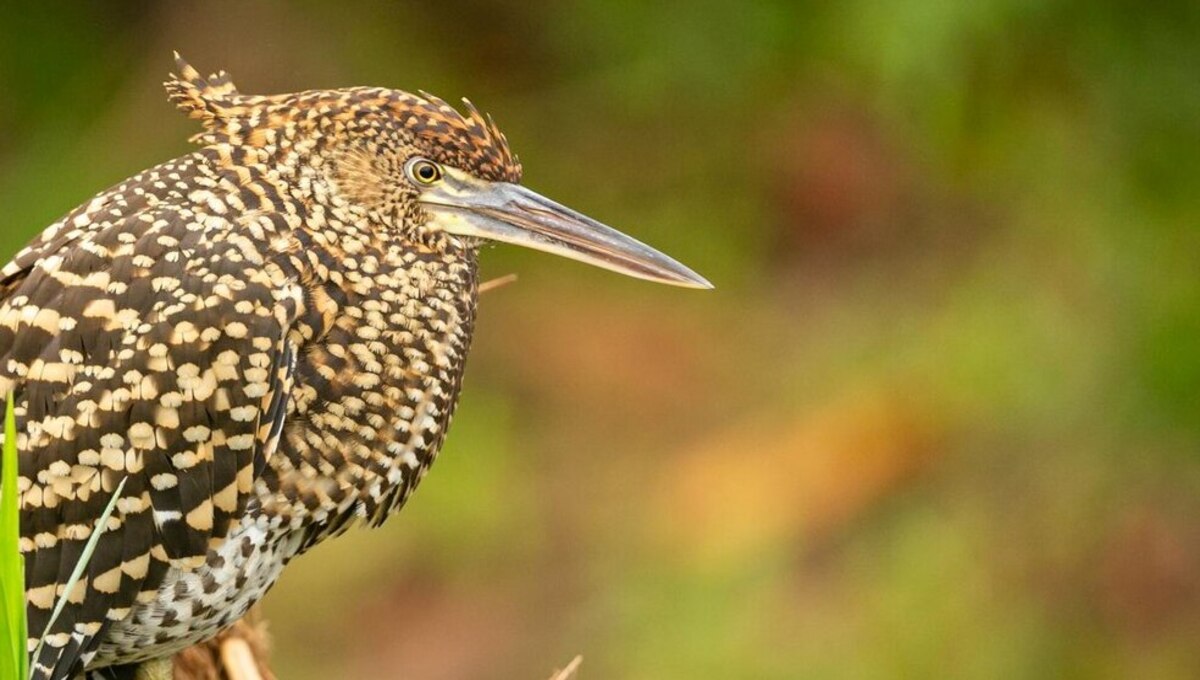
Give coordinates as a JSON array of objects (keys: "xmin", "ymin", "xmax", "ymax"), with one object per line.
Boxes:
[{"xmin": 407, "ymin": 159, "xmax": 444, "ymax": 185}]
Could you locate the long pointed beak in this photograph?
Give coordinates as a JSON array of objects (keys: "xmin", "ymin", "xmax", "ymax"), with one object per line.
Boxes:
[{"xmin": 420, "ymin": 171, "xmax": 713, "ymax": 289}]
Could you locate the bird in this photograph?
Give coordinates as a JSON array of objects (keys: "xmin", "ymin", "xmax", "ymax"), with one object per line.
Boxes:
[{"xmin": 0, "ymin": 55, "xmax": 710, "ymax": 680}]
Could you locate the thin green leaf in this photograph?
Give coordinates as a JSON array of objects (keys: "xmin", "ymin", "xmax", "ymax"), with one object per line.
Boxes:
[
  {"xmin": 1, "ymin": 394, "xmax": 28, "ymax": 679},
  {"xmin": 31, "ymin": 474, "xmax": 127, "ymax": 669},
  {"xmin": 0, "ymin": 576, "xmax": 19, "ymax": 680}
]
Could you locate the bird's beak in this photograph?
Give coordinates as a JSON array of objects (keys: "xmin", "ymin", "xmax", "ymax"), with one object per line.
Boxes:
[{"xmin": 419, "ymin": 168, "xmax": 713, "ymax": 289}]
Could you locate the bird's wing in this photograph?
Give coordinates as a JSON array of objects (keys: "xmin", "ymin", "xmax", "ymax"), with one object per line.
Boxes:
[{"xmin": 0, "ymin": 153, "xmax": 303, "ymax": 679}]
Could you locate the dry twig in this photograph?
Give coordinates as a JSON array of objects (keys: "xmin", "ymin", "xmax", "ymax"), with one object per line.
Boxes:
[
  {"xmin": 174, "ymin": 608, "xmax": 274, "ymax": 680},
  {"xmin": 479, "ymin": 273, "xmax": 519, "ymax": 294},
  {"xmin": 547, "ymin": 655, "xmax": 583, "ymax": 680}
]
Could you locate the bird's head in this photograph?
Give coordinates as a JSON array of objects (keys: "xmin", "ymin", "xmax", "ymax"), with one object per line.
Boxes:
[{"xmin": 166, "ymin": 55, "xmax": 711, "ymax": 289}]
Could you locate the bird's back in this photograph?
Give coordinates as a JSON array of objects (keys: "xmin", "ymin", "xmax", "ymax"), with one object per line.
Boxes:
[{"xmin": 0, "ymin": 147, "xmax": 304, "ymax": 676}]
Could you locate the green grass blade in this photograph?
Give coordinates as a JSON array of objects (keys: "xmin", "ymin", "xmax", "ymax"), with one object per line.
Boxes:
[
  {"xmin": 31, "ymin": 474, "xmax": 127, "ymax": 670},
  {"xmin": 1, "ymin": 394, "xmax": 28, "ymax": 679},
  {"xmin": 0, "ymin": 577, "xmax": 18, "ymax": 680}
]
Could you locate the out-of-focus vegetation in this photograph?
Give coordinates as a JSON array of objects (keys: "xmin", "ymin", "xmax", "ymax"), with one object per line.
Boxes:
[{"xmin": 2, "ymin": 1, "xmax": 1199, "ymax": 678}]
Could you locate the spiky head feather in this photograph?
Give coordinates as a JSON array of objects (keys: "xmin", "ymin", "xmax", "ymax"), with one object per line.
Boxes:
[{"xmin": 164, "ymin": 54, "xmax": 522, "ymax": 183}]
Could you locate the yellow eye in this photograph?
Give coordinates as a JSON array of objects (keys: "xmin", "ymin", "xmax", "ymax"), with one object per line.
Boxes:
[{"xmin": 408, "ymin": 159, "xmax": 443, "ymax": 185}]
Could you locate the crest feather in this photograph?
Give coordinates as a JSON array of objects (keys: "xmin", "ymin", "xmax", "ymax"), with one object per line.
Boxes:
[
  {"xmin": 164, "ymin": 53, "xmax": 242, "ymax": 143},
  {"xmin": 159, "ymin": 54, "xmax": 522, "ymax": 180},
  {"xmin": 413, "ymin": 91, "xmax": 522, "ymax": 181}
]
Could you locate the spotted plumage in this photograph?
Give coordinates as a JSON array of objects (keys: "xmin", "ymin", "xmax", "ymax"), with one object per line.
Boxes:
[{"xmin": 0, "ymin": 55, "xmax": 709, "ymax": 679}]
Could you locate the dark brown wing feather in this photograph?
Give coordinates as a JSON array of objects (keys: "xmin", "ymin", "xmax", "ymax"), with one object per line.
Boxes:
[{"xmin": 0, "ymin": 152, "xmax": 300, "ymax": 679}]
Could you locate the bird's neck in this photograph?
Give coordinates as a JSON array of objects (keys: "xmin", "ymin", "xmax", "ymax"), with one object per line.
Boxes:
[{"xmin": 255, "ymin": 201, "xmax": 481, "ymax": 543}]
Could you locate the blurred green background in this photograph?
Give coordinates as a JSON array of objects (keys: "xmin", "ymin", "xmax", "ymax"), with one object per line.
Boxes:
[{"xmin": 2, "ymin": 1, "xmax": 1199, "ymax": 678}]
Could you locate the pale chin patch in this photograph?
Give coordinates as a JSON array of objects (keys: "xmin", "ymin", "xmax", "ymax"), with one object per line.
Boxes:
[
  {"xmin": 415, "ymin": 207, "xmax": 486, "ymax": 250},
  {"xmin": 421, "ymin": 204, "xmax": 492, "ymax": 240}
]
